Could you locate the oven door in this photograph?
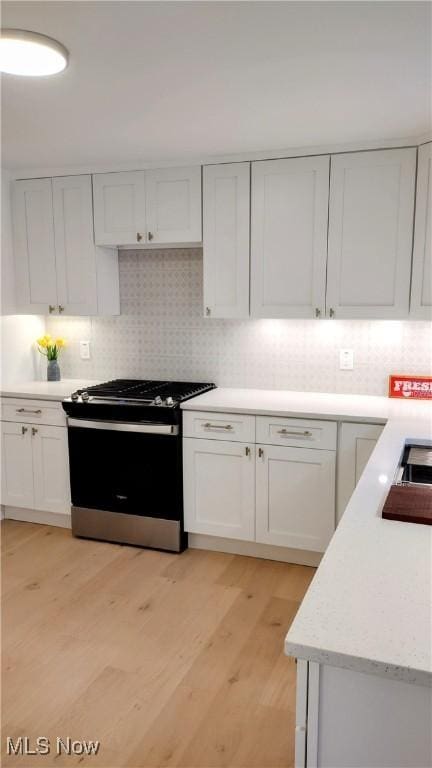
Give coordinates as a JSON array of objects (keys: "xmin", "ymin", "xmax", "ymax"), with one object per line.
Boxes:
[{"xmin": 67, "ymin": 418, "xmax": 182, "ymax": 522}]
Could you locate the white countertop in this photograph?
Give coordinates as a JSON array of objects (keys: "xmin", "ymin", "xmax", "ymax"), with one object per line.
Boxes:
[
  {"xmin": 183, "ymin": 387, "xmax": 432, "ymax": 686},
  {"xmin": 1, "ymin": 380, "xmax": 102, "ymax": 401},
  {"xmin": 181, "ymin": 387, "xmax": 426, "ymax": 423}
]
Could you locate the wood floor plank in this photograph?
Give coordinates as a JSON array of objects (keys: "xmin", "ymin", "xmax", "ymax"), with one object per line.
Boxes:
[{"xmin": 1, "ymin": 520, "xmax": 315, "ymax": 768}]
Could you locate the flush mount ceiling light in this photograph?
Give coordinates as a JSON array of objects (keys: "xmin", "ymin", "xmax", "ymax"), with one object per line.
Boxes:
[{"xmin": 0, "ymin": 29, "xmax": 69, "ymax": 76}]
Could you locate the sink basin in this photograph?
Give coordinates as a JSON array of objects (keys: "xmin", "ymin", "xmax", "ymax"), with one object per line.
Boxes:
[{"xmin": 382, "ymin": 443, "xmax": 432, "ymax": 525}]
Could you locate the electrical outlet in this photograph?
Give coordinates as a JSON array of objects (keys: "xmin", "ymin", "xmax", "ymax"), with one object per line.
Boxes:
[
  {"xmin": 339, "ymin": 349, "xmax": 354, "ymax": 370},
  {"xmin": 80, "ymin": 340, "xmax": 91, "ymax": 360}
]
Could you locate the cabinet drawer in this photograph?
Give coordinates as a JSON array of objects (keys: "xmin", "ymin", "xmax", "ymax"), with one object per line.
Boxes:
[
  {"xmin": 183, "ymin": 411, "xmax": 255, "ymax": 443},
  {"xmin": 256, "ymin": 416, "xmax": 336, "ymax": 450},
  {"xmin": 0, "ymin": 398, "xmax": 66, "ymax": 427}
]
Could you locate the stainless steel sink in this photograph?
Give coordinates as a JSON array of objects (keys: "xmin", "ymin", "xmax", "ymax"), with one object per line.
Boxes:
[{"xmin": 396, "ymin": 444, "xmax": 432, "ymax": 487}]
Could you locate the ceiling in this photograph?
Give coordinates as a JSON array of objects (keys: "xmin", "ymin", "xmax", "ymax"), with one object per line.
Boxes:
[{"xmin": 2, "ymin": 1, "xmax": 431, "ymax": 172}]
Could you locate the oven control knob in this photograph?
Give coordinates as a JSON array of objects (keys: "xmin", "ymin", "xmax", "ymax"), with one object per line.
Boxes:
[
  {"xmin": 81, "ymin": 391, "xmax": 90, "ymax": 402},
  {"xmin": 154, "ymin": 396, "xmax": 162, "ymax": 405},
  {"xmin": 166, "ymin": 396, "xmax": 174, "ymax": 407},
  {"xmin": 71, "ymin": 391, "xmax": 79, "ymax": 401}
]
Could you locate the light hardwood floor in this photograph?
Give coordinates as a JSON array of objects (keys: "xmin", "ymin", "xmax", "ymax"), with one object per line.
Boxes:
[{"xmin": 1, "ymin": 520, "xmax": 315, "ymax": 768}]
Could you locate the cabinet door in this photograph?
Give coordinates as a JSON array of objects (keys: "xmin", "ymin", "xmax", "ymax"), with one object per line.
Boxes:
[
  {"xmin": 203, "ymin": 162, "xmax": 250, "ymax": 318},
  {"xmin": 32, "ymin": 425, "xmax": 70, "ymax": 515},
  {"xmin": 251, "ymin": 156, "xmax": 329, "ymax": 318},
  {"xmin": 12, "ymin": 178, "xmax": 58, "ymax": 314},
  {"xmin": 53, "ymin": 175, "xmax": 98, "ymax": 315},
  {"xmin": 327, "ymin": 148, "xmax": 416, "ymax": 319},
  {"xmin": 411, "ymin": 143, "xmax": 432, "ymax": 319},
  {"xmin": 256, "ymin": 444, "xmax": 335, "ymax": 552},
  {"xmin": 337, "ymin": 422, "xmax": 384, "ymax": 523},
  {"xmin": 145, "ymin": 166, "xmax": 202, "ymax": 244},
  {"xmin": 93, "ymin": 171, "xmax": 146, "ymax": 246},
  {"xmin": 1, "ymin": 422, "xmax": 34, "ymax": 509},
  {"xmin": 183, "ymin": 438, "xmax": 255, "ymax": 540}
]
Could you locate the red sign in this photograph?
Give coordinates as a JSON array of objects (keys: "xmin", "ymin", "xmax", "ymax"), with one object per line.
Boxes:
[{"xmin": 389, "ymin": 375, "xmax": 432, "ymax": 400}]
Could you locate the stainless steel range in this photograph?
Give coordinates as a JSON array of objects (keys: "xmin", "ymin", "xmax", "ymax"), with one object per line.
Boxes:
[{"xmin": 62, "ymin": 379, "xmax": 215, "ymax": 551}]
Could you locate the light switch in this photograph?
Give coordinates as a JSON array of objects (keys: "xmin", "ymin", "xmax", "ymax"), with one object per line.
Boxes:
[
  {"xmin": 80, "ymin": 340, "xmax": 91, "ymax": 360},
  {"xmin": 339, "ymin": 349, "xmax": 354, "ymax": 370}
]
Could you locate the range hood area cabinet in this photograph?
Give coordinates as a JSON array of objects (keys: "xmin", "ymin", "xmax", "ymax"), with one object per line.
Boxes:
[
  {"xmin": 92, "ymin": 166, "xmax": 202, "ymax": 247},
  {"xmin": 12, "ymin": 175, "xmax": 119, "ymax": 316},
  {"xmin": 202, "ymin": 147, "xmax": 422, "ymax": 320}
]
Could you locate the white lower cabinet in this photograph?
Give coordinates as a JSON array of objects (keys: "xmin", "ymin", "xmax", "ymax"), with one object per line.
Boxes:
[
  {"xmin": 1, "ymin": 421, "xmax": 35, "ymax": 509},
  {"xmin": 295, "ymin": 661, "xmax": 432, "ymax": 767},
  {"xmin": 256, "ymin": 445, "xmax": 336, "ymax": 552},
  {"xmin": 183, "ymin": 411, "xmax": 337, "ymax": 552},
  {"xmin": 337, "ymin": 422, "xmax": 384, "ymax": 523},
  {"xmin": 183, "ymin": 437, "xmax": 255, "ymax": 541},
  {"xmin": 1, "ymin": 420, "xmax": 70, "ymax": 515},
  {"xmin": 32, "ymin": 425, "xmax": 70, "ymax": 514}
]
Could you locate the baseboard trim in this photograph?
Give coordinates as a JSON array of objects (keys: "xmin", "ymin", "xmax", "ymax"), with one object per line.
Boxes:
[
  {"xmin": 4, "ymin": 506, "xmax": 72, "ymax": 529},
  {"xmin": 188, "ymin": 534, "xmax": 322, "ymax": 566}
]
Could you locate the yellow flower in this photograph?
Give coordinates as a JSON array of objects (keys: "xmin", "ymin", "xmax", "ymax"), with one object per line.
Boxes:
[
  {"xmin": 37, "ymin": 337, "xmax": 48, "ymax": 348},
  {"xmin": 55, "ymin": 338, "xmax": 66, "ymax": 348}
]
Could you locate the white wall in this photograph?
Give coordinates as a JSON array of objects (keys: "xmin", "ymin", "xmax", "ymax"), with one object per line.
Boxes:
[
  {"xmin": 46, "ymin": 249, "xmax": 432, "ymax": 396},
  {"xmin": 1, "ymin": 170, "xmax": 45, "ymax": 386}
]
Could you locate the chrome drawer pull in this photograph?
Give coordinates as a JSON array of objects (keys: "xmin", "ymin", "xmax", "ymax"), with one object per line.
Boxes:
[
  {"xmin": 277, "ymin": 429, "xmax": 312, "ymax": 437},
  {"xmin": 16, "ymin": 408, "xmax": 42, "ymax": 415},
  {"xmin": 203, "ymin": 422, "xmax": 233, "ymax": 430}
]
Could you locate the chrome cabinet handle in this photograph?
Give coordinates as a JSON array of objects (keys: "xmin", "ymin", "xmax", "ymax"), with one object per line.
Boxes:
[
  {"xmin": 136, "ymin": 232, "xmax": 143, "ymax": 242},
  {"xmin": 58, "ymin": 305, "xmax": 65, "ymax": 313},
  {"xmin": 329, "ymin": 307, "xmax": 335, "ymax": 318},
  {"xmin": 48, "ymin": 305, "xmax": 56, "ymax": 314},
  {"xmin": 203, "ymin": 422, "xmax": 233, "ymax": 431},
  {"xmin": 277, "ymin": 429, "xmax": 312, "ymax": 437},
  {"xmin": 21, "ymin": 426, "xmax": 28, "ymax": 435},
  {"xmin": 17, "ymin": 408, "xmax": 42, "ymax": 415},
  {"xmin": 245, "ymin": 446, "xmax": 251, "ymax": 457},
  {"xmin": 31, "ymin": 427, "xmax": 38, "ymax": 436},
  {"xmin": 148, "ymin": 231, "xmax": 154, "ymax": 241},
  {"xmin": 205, "ymin": 307, "xmax": 211, "ymax": 317},
  {"xmin": 315, "ymin": 308, "xmax": 321, "ymax": 318},
  {"xmin": 258, "ymin": 447, "xmax": 264, "ymax": 458}
]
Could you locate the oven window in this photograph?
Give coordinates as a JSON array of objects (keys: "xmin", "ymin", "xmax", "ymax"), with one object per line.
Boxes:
[{"xmin": 68, "ymin": 426, "xmax": 182, "ymax": 521}]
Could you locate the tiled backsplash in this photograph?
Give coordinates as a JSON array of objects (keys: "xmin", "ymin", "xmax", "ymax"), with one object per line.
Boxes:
[{"xmin": 46, "ymin": 248, "xmax": 432, "ymax": 395}]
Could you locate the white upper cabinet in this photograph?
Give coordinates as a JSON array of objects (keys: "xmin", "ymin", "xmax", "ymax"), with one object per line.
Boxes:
[
  {"xmin": 93, "ymin": 170, "xmax": 146, "ymax": 246},
  {"xmin": 251, "ymin": 155, "xmax": 329, "ymax": 318},
  {"xmin": 326, "ymin": 148, "xmax": 416, "ymax": 319},
  {"xmin": 203, "ymin": 162, "xmax": 250, "ymax": 318},
  {"xmin": 411, "ymin": 143, "xmax": 432, "ymax": 319},
  {"xmin": 12, "ymin": 176, "xmax": 119, "ymax": 316},
  {"xmin": 12, "ymin": 178, "xmax": 58, "ymax": 314},
  {"xmin": 53, "ymin": 175, "xmax": 118, "ymax": 316},
  {"xmin": 93, "ymin": 166, "xmax": 202, "ymax": 246},
  {"xmin": 146, "ymin": 166, "xmax": 202, "ymax": 244}
]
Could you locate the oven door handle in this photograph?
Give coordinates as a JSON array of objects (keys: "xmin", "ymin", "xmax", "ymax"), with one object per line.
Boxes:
[{"xmin": 67, "ymin": 418, "xmax": 179, "ymax": 435}]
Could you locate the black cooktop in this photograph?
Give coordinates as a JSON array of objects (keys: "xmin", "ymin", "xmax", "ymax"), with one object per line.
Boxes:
[
  {"xmin": 63, "ymin": 378, "xmax": 216, "ymax": 425},
  {"xmin": 73, "ymin": 379, "xmax": 215, "ymax": 404}
]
